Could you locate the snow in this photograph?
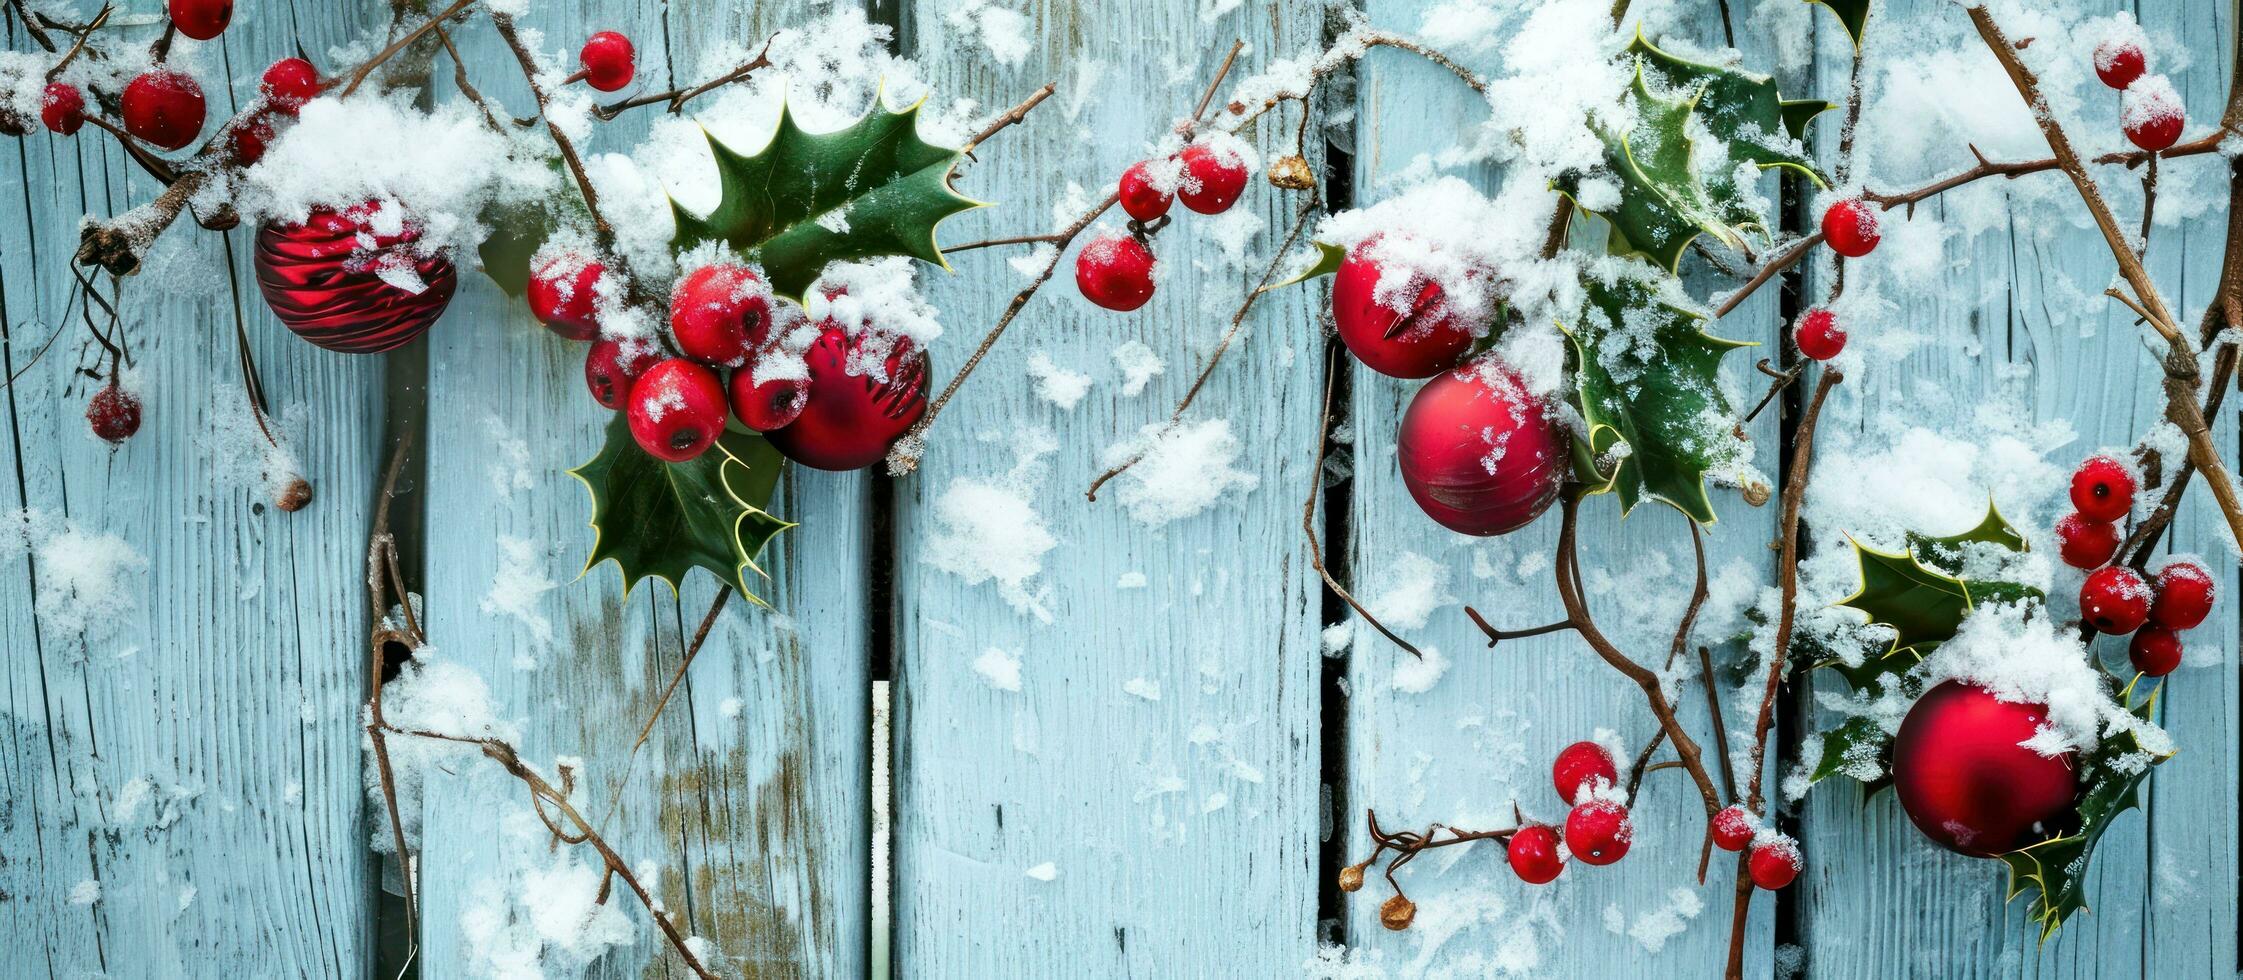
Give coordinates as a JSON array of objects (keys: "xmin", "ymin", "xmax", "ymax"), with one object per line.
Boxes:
[
  {"xmin": 1367, "ymin": 551, "xmax": 1454, "ymax": 631},
  {"xmin": 482, "ymin": 536, "xmax": 562, "ymax": 654},
  {"xmin": 1116, "ymin": 571, "xmax": 1149, "ymax": 589},
  {"xmin": 1024, "ymin": 861, "xmax": 1059, "ymax": 881},
  {"xmin": 1100, "ymin": 419, "xmax": 1261, "ymax": 526},
  {"xmin": 1390, "ymin": 646, "xmax": 1450, "ymax": 695},
  {"xmin": 1025, "ymin": 351, "xmax": 1093, "ymax": 409},
  {"xmin": 2120, "ymin": 74, "xmax": 2185, "ymax": 131},
  {"xmin": 973, "ymin": 647, "xmax": 1024, "ymax": 692},
  {"xmin": 1111, "ymin": 340, "xmax": 1167, "ymax": 396},
  {"xmin": 0, "ymin": 509, "xmax": 147, "ymax": 637},
  {"xmin": 943, "ymin": 1, "xmax": 1033, "ymax": 68},
  {"xmin": 67, "ymin": 880, "xmax": 100, "ymax": 906},
  {"xmin": 1922, "ymin": 602, "xmax": 2171, "ymax": 758},
  {"xmin": 920, "ymin": 428, "xmax": 1060, "ymax": 622},
  {"xmin": 1123, "ymin": 677, "xmax": 1162, "ymax": 701}
]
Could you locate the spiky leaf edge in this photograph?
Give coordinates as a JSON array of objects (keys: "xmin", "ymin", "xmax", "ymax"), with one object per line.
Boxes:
[{"xmin": 568, "ymin": 420, "xmax": 795, "ymax": 605}]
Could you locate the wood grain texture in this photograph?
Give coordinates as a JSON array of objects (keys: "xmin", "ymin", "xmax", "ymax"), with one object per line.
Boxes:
[
  {"xmin": 409, "ymin": 2, "xmax": 868, "ymax": 978},
  {"xmin": 888, "ymin": 1, "xmax": 1325, "ymax": 973},
  {"xmin": 1790, "ymin": 2, "xmax": 2240, "ymax": 978},
  {"xmin": 0, "ymin": 2, "xmax": 385, "ymax": 975},
  {"xmin": 1335, "ymin": 2, "xmax": 1782, "ymax": 974}
]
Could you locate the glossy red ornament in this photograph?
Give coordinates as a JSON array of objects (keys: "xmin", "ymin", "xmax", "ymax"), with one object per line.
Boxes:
[
  {"xmin": 1711, "ymin": 804, "xmax": 1755, "ymax": 852},
  {"xmin": 1331, "ymin": 240, "xmax": 1476, "ymax": 379},
  {"xmin": 528, "ymin": 254, "xmax": 605, "ymax": 340},
  {"xmin": 1563, "ymin": 800, "xmax": 1632, "ymax": 866},
  {"xmin": 168, "ymin": 0, "xmax": 232, "ymax": 40},
  {"xmin": 1506, "ymin": 825, "xmax": 1564, "ymax": 884},
  {"xmin": 1396, "ymin": 358, "xmax": 1565, "ymax": 536},
  {"xmin": 2148, "ymin": 558, "xmax": 2215, "ymax": 629},
  {"xmin": 121, "ymin": 69, "xmax": 207, "ymax": 151},
  {"xmin": 1551, "ymin": 740, "xmax": 1617, "ymax": 804},
  {"xmin": 1821, "ymin": 199, "xmax": 1880, "ymax": 258},
  {"xmin": 254, "ymin": 205, "xmax": 457, "ymax": 354},
  {"xmin": 1176, "ymin": 141, "xmax": 1248, "ymax": 215},
  {"xmin": 1748, "ymin": 839, "xmax": 1800, "ymax": 890},
  {"xmin": 1892, "ymin": 681, "xmax": 2078, "ymax": 857},
  {"xmin": 765, "ymin": 327, "xmax": 930, "ymax": 471}
]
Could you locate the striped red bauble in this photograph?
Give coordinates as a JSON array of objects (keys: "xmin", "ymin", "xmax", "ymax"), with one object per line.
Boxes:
[{"xmin": 254, "ymin": 203, "xmax": 456, "ymax": 354}]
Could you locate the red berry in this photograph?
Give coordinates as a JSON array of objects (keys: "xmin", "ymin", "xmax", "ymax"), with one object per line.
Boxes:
[
  {"xmin": 86, "ymin": 384, "xmax": 142, "ymax": 443},
  {"xmin": 2055, "ymin": 513, "xmax": 2121, "ymax": 569},
  {"xmin": 226, "ymin": 115, "xmax": 274, "ymax": 166},
  {"xmin": 2079, "ymin": 565, "xmax": 2152, "ymax": 634},
  {"xmin": 2128, "ymin": 626, "xmax": 2183, "ymax": 677},
  {"xmin": 2122, "ymin": 77, "xmax": 2185, "ymax": 153},
  {"xmin": 1748, "ymin": 839, "xmax": 1800, "ymax": 890},
  {"xmin": 585, "ymin": 338, "xmax": 657, "ymax": 410},
  {"xmin": 528, "ymin": 254, "xmax": 606, "ymax": 341},
  {"xmin": 1506, "ymin": 825, "xmax": 1564, "ymax": 885},
  {"xmin": 2148, "ymin": 558, "xmax": 2215, "ymax": 629},
  {"xmin": 1118, "ymin": 159, "xmax": 1175, "ymax": 222},
  {"xmin": 580, "ymin": 31, "xmax": 636, "ymax": 92},
  {"xmin": 261, "ymin": 58, "xmax": 321, "ymax": 112},
  {"xmin": 1551, "ymin": 741, "xmax": 1618, "ymax": 804},
  {"xmin": 763, "ymin": 328, "xmax": 931, "ymax": 471},
  {"xmin": 1820, "ymin": 199, "xmax": 1880, "ymax": 258},
  {"xmin": 1176, "ymin": 141, "xmax": 1249, "ymax": 215},
  {"xmin": 2094, "ymin": 39, "xmax": 2147, "ymax": 90},
  {"xmin": 728, "ymin": 364, "xmax": 810, "ymax": 433},
  {"xmin": 1563, "ymin": 800, "xmax": 1632, "ymax": 866},
  {"xmin": 168, "ymin": 0, "xmax": 232, "ymax": 40},
  {"xmin": 626, "ymin": 358, "xmax": 728, "ymax": 462},
  {"xmin": 40, "ymin": 83, "xmax": 84, "ymax": 136},
  {"xmin": 2070, "ymin": 453, "xmax": 2137, "ymax": 522},
  {"xmin": 121, "ymin": 70, "xmax": 207, "ymax": 151},
  {"xmin": 668, "ymin": 264, "xmax": 773, "ymax": 365},
  {"xmin": 1396, "ymin": 358, "xmax": 1566, "ymax": 537},
  {"xmin": 1074, "ymin": 233, "xmax": 1156, "ymax": 312},
  {"xmin": 1711, "ymin": 805, "xmax": 1755, "ymax": 852},
  {"xmin": 1794, "ymin": 308, "xmax": 1846, "ymax": 360},
  {"xmin": 1331, "ymin": 239, "xmax": 1477, "ymax": 379}
]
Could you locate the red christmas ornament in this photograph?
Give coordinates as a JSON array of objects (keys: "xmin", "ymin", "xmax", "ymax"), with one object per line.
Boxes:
[
  {"xmin": 254, "ymin": 204, "xmax": 457, "ymax": 354},
  {"xmin": 1892, "ymin": 681, "xmax": 2078, "ymax": 857},
  {"xmin": 1331, "ymin": 239, "xmax": 1477, "ymax": 379},
  {"xmin": 1396, "ymin": 358, "xmax": 1564, "ymax": 536},
  {"xmin": 1506, "ymin": 825, "xmax": 1564, "ymax": 884},
  {"xmin": 764, "ymin": 327, "xmax": 931, "ymax": 471},
  {"xmin": 1551, "ymin": 740, "xmax": 1618, "ymax": 805}
]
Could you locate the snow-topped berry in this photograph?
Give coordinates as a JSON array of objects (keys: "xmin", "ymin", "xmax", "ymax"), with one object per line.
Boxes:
[
  {"xmin": 86, "ymin": 383, "xmax": 141, "ymax": 443},
  {"xmin": 1748, "ymin": 839, "xmax": 1800, "ymax": 890},
  {"xmin": 168, "ymin": 0, "xmax": 232, "ymax": 41},
  {"xmin": 1563, "ymin": 800, "xmax": 1632, "ymax": 866},
  {"xmin": 626, "ymin": 358, "xmax": 728, "ymax": 462},
  {"xmin": 2079, "ymin": 565, "xmax": 2152, "ymax": 634},
  {"xmin": 1176, "ymin": 140, "xmax": 1249, "ymax": 215},
  {"xmin": 669, "ymin": 264, "xmax": 773, "ymax": 365},
  {"xmin": 1075, "ymin": 233, "xmax": 1156, "ymax": 312},
  {"xmin": 1118, "ymin": 159, "xmax": 1175, "ymax": 222},
  {"xmin": 2094, "ymin": 38, "xmax": 2147, "ymax": 90},
  {"xmin": 1821, "ymin": 199, "xmax": 1880, "ymax": 258},
  {"xmin": 40, "ymin": 83, "xmax": 84, "ymax": 135},
  {"xmin": 261, "ymin": 58, "xmax": 321, "ymax": 112},
  {"xmin": 580, "ymin": 31, "xmax": 636, "ymax": 92},
  {"xmin": 1794, "ymin": 308, "xmax": 1846, "ymax": 361},
  {"xmin": 2070, "ymin": 453, "xmax": 2136, "ymax": 522},
  {"xmin": 227, "ymin": 115, "xmax": 274, "ymax": 166},
  {"xmin": 729, "ymin": 365, "xmax": 810, "ymax": 433},
  {"xmin": 1711, "ymin": 805, "xmax": 1755, "ymax": 852},
  {"xmin": 2128, "ymin": 626, "xmax": 2183, "ymax": 677},
  {"xmin": 1506, "ymin": 825, "xmax": 1564, "ymax": 885},
  {"xmin": 2055, "ymin": 513, "xmax": 2121, "ymax": 569},
  {"xmin": 122, "ymin": 69, "xmax": 207, "ymax": 151},
  {"xmin": 2148, "ymin": 558, "xmax": 2215, "ymax": 629},
  {"xmin": 2121, "ymin": 76, "xmax": 2185, "ymax": 152},
  {"xmin": 528, "ymin": 253, "xmax": 606, "ymax": 341},
  {"xmin": 1551, "ymin": 740, "xmax": 1618, "ymax": 804},
  {"xmin": 585, "ymin": 338, "xmax": 657, "ymax": 410}
]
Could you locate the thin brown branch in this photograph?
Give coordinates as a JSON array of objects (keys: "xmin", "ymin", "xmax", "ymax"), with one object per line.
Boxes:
[
  {"xmin": 939, "ymin": 233, "xmax": 1064, "ymax": 255},
  {"xmin": 1298, "ymin": 346, "xmax": 1423, "ymax": 660},
  {"xmin": 340, "ymin": 0, "xmax": 474, "ymax": 98},
  {"xmin": 435, "ymin": 25, "xmax": 509, "ymax": 135},
  {"xmin": 365, "ymin": 436, "xmax": 420, "ymax": 954},
  {"xmin": 492, "ymin": 13, "xmax": 613, "ymax": 249},
  {"xmin": 592, "ymin": 35, "xmax": 775, "ymax": 121},
  {"xmin": 6, "ymin": 0, "xmax": 56, "ymax": 51},
  {"xmin": 595, "ymin": 586, "xmax": 736, "ymax": 830},
  {"xmin": 961, "ymin": 82, "xmax": 1056, "ymax": 158}
]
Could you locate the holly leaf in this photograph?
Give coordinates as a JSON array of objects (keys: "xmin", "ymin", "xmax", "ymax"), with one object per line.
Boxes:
[
  {"xmin": 1998, "ymin": 690, "xmax": 2171, "ymax": 940},
  {"xmin": 478, "ymin": 201, "xmax": 555, "ymax": 298},
  {"xmin": 569, "ymin": 415, "xmax": 793, "ymax": 601},
  {"xmin": 1906, "ymin": 500, "xmax": 2028, "ymax": 575},
  {"xmin": 1629, "ymin": 33, "xmax": 1827, "ymax": 181},
  {"xmin": 670, "ymin": 95, "xmax": 984, "ymax": 300},
  {"xmin": 1805, "ymin": 0, "xmax": 1872, "ymax": 47},
  {"xmin": 1565, "ymin": 273, "xmax": 1753, "ymax": 524},
  {"xmin": 1263, "ymin": 240, "xmax": 1347, "ymax": 292},
  {"xmin": 1556, "ymin": 65, "xmax": 1748, "ymax": 272},
  {"xmin": 1810, "ymin": 715, "xmax": 1894, "ymax": 789}
]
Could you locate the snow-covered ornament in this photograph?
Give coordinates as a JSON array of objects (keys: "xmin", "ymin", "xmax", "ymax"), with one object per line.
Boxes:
[
  {"xmin": 1891, "ymin": 681, "xmax": 2078, "ymax": 858},
  {"xmin": 1395, "ymin": 357, "xmax": 1564, "ymax": 536},
  {"xmin": 254, "ymin": 205, "xmax": 457, "ymax": 354},
  {"xmin": 765, "ymin": 327, "xmax": 931, "ymax": 472}
]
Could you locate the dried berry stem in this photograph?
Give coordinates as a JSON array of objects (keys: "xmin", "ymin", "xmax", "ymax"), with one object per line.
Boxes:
[
  {"xmin": 339, "ymin": 0, "xmax": 476, "ymax": 98},
  {"xmin": 592, "ymin": 36, "xmax": 776, "ymax": 121},
  {"xmin": 961, "ymin": 82, "xmax": 1057, "ymax": 158},
  {"xmin": 1300, "ymin": 345, "xmax": 1422, "ymax": 659}
]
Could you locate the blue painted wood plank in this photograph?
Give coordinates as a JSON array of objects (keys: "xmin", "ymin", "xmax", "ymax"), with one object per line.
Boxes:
[
  {"xmin": 0, "ymin": 4, "xmax": 386, "ymax": 975},
  {"xmin": 889, "ymin": 1, "xmax": 1325, "ymax": 972},
  {"xmin": 407, "ymin": 3, "xmax": 869, "ymax": 977}
]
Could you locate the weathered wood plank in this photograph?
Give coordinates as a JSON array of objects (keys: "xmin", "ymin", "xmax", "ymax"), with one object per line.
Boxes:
[
  {"xmin": 0, "ymin": 3, "xmax": 385, "ymax": 975},
  {"xmin": 1792, "ymin": 2, "xmax": 2239, "ymax": 977},
  {"xmin": 1336, "ymin": 3, "xmax": 1783, "ymax": 974},
  {"xmin": 888, "ymin": 1, "xmax": 1325, "ymax": 972},
  {"xmin": 410, "ymin": 3, "xmax": 869, "ymax": 977}
]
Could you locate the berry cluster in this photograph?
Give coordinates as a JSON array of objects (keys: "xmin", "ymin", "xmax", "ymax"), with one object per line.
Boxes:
[
  {"xmin": 2094, "ymin": 34, "xmax": 2186, "ymax": 153},
  {"xmin": 1787, "ymin": 196, "xmax": 1885, "ymax": 363},
  {"xmin": 1073, "ymin": 136, "xmax": 1252, "ymax": 311},
  {"xmin": 2055, "ymin": 452, "xmax": 2216, "ymax": 676},
  {"xmin": 1504, "ymin": 741, "xmax": 1633, "ymax": 885}
]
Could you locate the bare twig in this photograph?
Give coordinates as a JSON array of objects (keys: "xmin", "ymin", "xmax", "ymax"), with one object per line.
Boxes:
[
  {"xmin": 962, "ymin": 82, "xmax": 1056, "ymax": 158},
  {"xmin": 939, "ymin": 233, "xmax": 1065, "ymax": 254},
  {"xmin": 1299, "ymin": 346, "xmax": 1422, "ymax": 660},
  {"xmin": 339, "ymin": 0, "xmax": 475, "ymax": 98},
  {"xmin": 592, "ymin": 35, "xmax": 776, "ymax": 121},
  {"xmin": 491, "ymin": 13, "xmax": 613, "ymax": 249}
]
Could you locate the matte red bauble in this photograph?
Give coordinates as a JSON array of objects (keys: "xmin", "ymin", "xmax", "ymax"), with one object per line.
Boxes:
[
  {"xmin": 764, "ymin": 328, "xmax": 930, "ymax": 471},
  {"xmin": 1892, "ymin": 681, "xmax": 2078, "ymax": 857},
  {"xmin": 1331, "ymin": 241, "xmax": 1476, "ymax": 379},
  {"xmin": 254, "ymin": 205, "xmax": 457, "ymax": 353},
  {"xmin": 1396, "ymin": 358, "xmax": 1564, "ymax": 536}
]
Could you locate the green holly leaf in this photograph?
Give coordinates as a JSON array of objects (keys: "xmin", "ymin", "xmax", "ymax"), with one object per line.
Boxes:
[
  {"xmin": 1556, "ymin": 64, "xmax": 1748, "ymax": 272},
  {"xmin": 1810, "ymin": 715, "xmax": 1893, "ymax": 788},
  {"xmin": 1998, "ymin": 690, "xmax": 2170, "ymax": 941},
  {"xmin": 1627, "ymin": 34, "xmax": 1828, "ymax": 234},
  {"xmin": 1906, "ymin": 500, "xmax": 2029, "ymax": 574},
  {"xmin": 1805, "ymin": 0, "xmax": 1872, "ymax": 47},
  {"xmin": 669, "ymin": 95, "xmax": 984, "ymax": 300},
  {"xmin": 1565, "ymin": 273, "xmax": 1753, "ymax": 524},
  {"xmin": 478, "ymin": 201, "xmax": 555, "ymax": 298},
  {"xmin": 1823, "ymin": 511, "xmax": 2040, "ymax": 692},
  {"xmin": 1263, "ymin": 240, "xmax": 1347, "ymax": 292},
  {"xmin": 569, "ymin": 415, "xmax": 793, "ymax": 602}
]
